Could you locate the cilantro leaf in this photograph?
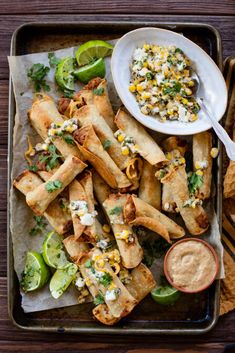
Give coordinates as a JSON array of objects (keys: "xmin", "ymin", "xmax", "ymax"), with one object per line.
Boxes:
[
  {"xmin": 109, "ymin": 206, "xmax": 122, "ymax": 215},
  {"xmin": 63, "ymin": 89, "xmax": 75, "ymax": 98},
  {"xmin": 45, "ymin": 180, "xmax": 63, "ymax": 193},
  {"xmin": 175, "ymin": 48, "xmax": 183, "ymax": 54},
  {"xmin": 93, "ymin": 88, "xmax": 104, "ymax": 96},
  {"xmin": 99, "ymin": 273, "xmax": 112, "ymax": 287},
  {"xmin": 38, "ymin": 145, "xmax": 62, "ymax": 171},
  {"xmin": 142, "ymin": 238, "xmax": 171, "ymax": 267},
  {"xmin": 29, "ymin": 215, "xmax": 46, "ymax": 236},
  {"xmin": 27, "ymin": 63, "xmax": 50, "ymax": 92},
  {"xmin": 85, "ymin": 260, "xmax": 92, "ymax": 268},
  {"xmin": 27, "ymin": 165, "xmax": 39, "ymax": 172},
  {"xmin": 103, "ymin": 140, "xmax": 111, "ymax": 150},
  {"xmin": 63, "ymin": 135, "xmax": 75, "ymax": 145},
  {"xmin": 188, "ymin": 172, "xmax": 203, "ymax": 195},
  {"xmin": 163, "ymin": 82, "xmax": 181, "ymax": 97},
  {"xmin": 93, "ymin": 293, "xmax": 104, "ymax": 305},
  {"xmin": 48, "ymin": 52, "xmax": 61, "ymax": 67}
]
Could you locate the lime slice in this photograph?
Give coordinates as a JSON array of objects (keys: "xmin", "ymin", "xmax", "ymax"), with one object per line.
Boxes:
[
  {"xmin": 21, "ymin": 251, "xmax": 50, "ymax": 292},
  {"xmin": 75, "ymin": 40, "xmax": 113, "ymax": 66},
  {"xmin": 42, "ymin": 231, "xmax": 71, "ymax": 269},
  {"xmin": 73, "ymin": 58, "xmax": 105, "ymax": 84},
  {"xmin": 55, "ymin": 57, "xmax": 75, "ymax": 91},
  {"xmin": 151, "ymin": 285, "xmax": 181, "ymax": 305},
  {"xmin": 50, "ymin": 263, "xmax": 78, "ymax": 299}
]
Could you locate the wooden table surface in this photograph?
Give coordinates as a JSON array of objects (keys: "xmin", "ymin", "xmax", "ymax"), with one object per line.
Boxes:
[{"xmin": 1, "ymin": 1, "xmax": 235, "ymax": 352}]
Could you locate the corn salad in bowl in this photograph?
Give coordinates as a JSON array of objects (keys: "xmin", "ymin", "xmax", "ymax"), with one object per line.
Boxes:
[{"xmin": 129, "ymin": 44, "xmax": 200, "ymax": 123}]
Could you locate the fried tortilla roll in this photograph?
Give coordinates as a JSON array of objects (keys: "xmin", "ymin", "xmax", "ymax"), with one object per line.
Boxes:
[
  {"xmin": 124, "ymin": 195, "xmax": 185, "ymax": 240},
  {"xmin": 74, "ymin": 104, "xmax": 131, "ymax": 170},
  {"xmin": 161, "ymin": 137, "xmax": 187, "ymax": 213},
  {"xmin": 69, "ymin": 180, "xmax": 87, "ymax": 240},
  {"xmin": 93, "ymin": 263, "xmax": 156, "ymax": 325},
  {"xmin": 74, "ymin": 125, "xmax": 131, "ymax": 189},
  {"xmin": 13, "ymin": 170, "xmax": 72, "ymax": 234},
  {"xmin": 193, "ymin": 132, "xmax": 212, "ymax": 200},
  {"xmin": 114, "ymin": 109, "xmax": 168, "ymax": 168},
  {"xmin": 103, "ymin": 194, "xmax": 143, "ymax": 268},
  {"xmin": 92, "ymin": 170, "xmax": 112, "ymax": 205},
  {"xmin": 138, "ymin": 161, "xmax": 161, "ymax": 210},
  {"xmin": 63, "ymin": 234, "xmax": 89, "ymax": 262},
  {"xmin": 74, "ymin": 78, "xmax": 116, "ymax": 131},
  {"xmin": 26, "ymin": 155, "xmax": 87, "ymax": 215},
  {"xmin": 80, "ymin": 248, "xmax": 137, "ymax": 318},
  {"xmin": 28, "ymin": 94, "xmax": 82, "ymax": 159},
  {"xmin": 164, "ymin": 166, "xmax": 209, "ymax": 235}
]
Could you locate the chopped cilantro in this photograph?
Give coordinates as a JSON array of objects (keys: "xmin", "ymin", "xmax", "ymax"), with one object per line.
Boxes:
[
  {"xmin": 175, "ymin": 48, "xmax": 183, "ymax": 54},
  {"xmin": 27, "ymin": 165, "xmax": 39, "ymax": 172},
  {"xmin": 146, "ymin": 72, "xmax": 154, "ymax": 81},
  {"xmin": 188, "ymin": 172, "xmax": 203, "ymax": 195},
  {"xmin": 93, "ymin": 293, "xmax": 104, "ymax": 305},
  {"xmin": 27, "ymin": 63, "xmax": 50, "ymax": 92},
  {"xmin": 29, "ymin": 215, "xmax": 46, "ymax": 236},
  {"xmin": 99, "ymin": 273, "xmax": 112, "ymax": 287},
  {"xmin": 38, "ymin": 144, "xmax": 61, "ymax": 171},
  {"xmin": 63, "ymin": 89, "xmax": 75, "ymax": 98},
  {"xmin": 63, "ymin": 135, "xmax": 75, "ymax": 145},
  {"xmin": 109, "ymin": 206, "xmax": 122, "ymax": 215},
  {"xmin": 103, "ymin": 140, "xmax": 112, "ymax": 150},
  {"xmin": 163, "ymin": 82, "xmax": 181, "ymax": 97},
  {"xmin": 142, "ymin": 238, "xmax": 171, "ymax": 267},
  {"xmin": 93, "ymin": 87, "xmax": 104, "ymax": 96},
  {"xmin": 45, "ymin": 180, "xmax": 63, "ymax": 193},
  {"xmin": 48, "ymin": 52, "xmax": 61, "ymax": 67}
]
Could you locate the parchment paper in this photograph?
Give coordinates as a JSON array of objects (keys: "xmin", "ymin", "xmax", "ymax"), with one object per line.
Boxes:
[{"xmin": 8, "ymin": 41, "xmax": 224, "ymax": 314}]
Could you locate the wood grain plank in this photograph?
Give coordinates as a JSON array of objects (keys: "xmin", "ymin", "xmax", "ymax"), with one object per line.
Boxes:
[
  {"xmin": 0, "ymin": 212, "xmax": 7, "ymax": 276},
  {"xmin": 0, "ymin": 0, "xmax": 234, "ymax": 15},
  {"xmin": 0, "ymin": 146, "xmax": 7, "ymax": 211},
  {"xmin": 0, "ymin": 80, "xmax": 9, "ymax": 146},
  {"xmin": 2, "ymin": 14, "xmax": 235, "ymax": 80}
]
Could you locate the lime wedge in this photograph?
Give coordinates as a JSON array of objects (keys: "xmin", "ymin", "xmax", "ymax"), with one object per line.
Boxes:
[
  {"xmin": 75, "ymin": 40, "xmax": 113, "ymax": 66},
  {"xmin": 50, "ymin": 263, "xmax": 78, "ymax": 299},
  {"xmin": 73, "ymin": 58, "xmax": 105, "ymax": 84},
  {"xmin": 151, "ymin": 285, "xmax": 181, "ymax": 305},
  {"xmin": 42, "ymin": 231, "xmax": 71, "ymax": 269},
  {"xmin": 55, "ymin": 57, "xmax": 75, "ymax": 91},
  {"xmin": 21, "ymin": 251, "xmax": 50, "ymax": 292}
]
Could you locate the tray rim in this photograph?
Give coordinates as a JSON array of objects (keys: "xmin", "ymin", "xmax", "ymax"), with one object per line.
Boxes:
[{"xmin": 7, "ymin": 20, "xmax": 222, "ymax": 335}]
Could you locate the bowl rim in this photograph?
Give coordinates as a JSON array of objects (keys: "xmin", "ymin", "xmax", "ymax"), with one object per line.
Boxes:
[
  {"xmin": 163, "ymin": 237, "xmax": 219, "ymax": 294},
  {"xmin": 111, "ymin": 26, "xmax": 228, "ymax": 135}
]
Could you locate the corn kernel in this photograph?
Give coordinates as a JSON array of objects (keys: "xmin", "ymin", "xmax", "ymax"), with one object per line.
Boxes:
[
  {"xmin": 182, "ymin": 98, "xmax": 188, "ymax": 105},
  {"xmin": 142, "ymin": 92, "xmax": 151, "ymax": 100},
  {"xmin": 188, "ymin": 80, "xmax": 195, "ymax": 87},
  {"xmin": 167, "ymin": 109, "xmax": 174, "ymax": 115},
  {"xmin": 121, "ymin": 146, "xmax": 130, "ymax": 155},
  {"xmin": 190, "ymin": 114, "xmax": 198, "ymax": 121},
  {"xmin": 102, "ymin": 224, "xmax": 111, "ymax": 233},
  {"xmin": 143, "ymin": 62, "xmax": 148, "ymax": 68},
  {"xmin": 185, "ymin": 88, "xmax": 192, "ymax": 96},
  {"xmin": 129, "ymin": 85, "xmax": 136, "ymax": 93},
  {"xmin": 183, "ymin": 70, "xmax": 190, "ymax": 77},
  {"xmin": 211, "ymin": 147, "xmax": 219, "ymax": 158},
  {"xmin": 166, "ymin": 152, "xmax": 172, "ymax": 160},
  {"xmin": 117, "ymin": 134, "xmax": 125, "ymax": 142},
  {"xmin": 108, "ymin": 282, "xmax": 116, "ymax": 290},
  {"xmin": 136, "ymin": 84, "xmax": 144, "ymax": 92},
  {"xmin": 179, "ymin": 157, "xmax": 186, "ymax": 165},
  {"xmin": 143, "ymin": 44, "xmax": 150, "ymax": 50},
  {"xmin": 196, "ymin": 170, "xmax": 203, "ymax": 176},
  {"xmin": 195, "ymin": 161, "xmax": 201, "ymax": 170},
  {"xmin": 140, "ymin": 106, "xmax": 148, "ymax": 115},
  {"xmin": 152, "ymin": 79, "xmax": 157, "ymax": 85}
]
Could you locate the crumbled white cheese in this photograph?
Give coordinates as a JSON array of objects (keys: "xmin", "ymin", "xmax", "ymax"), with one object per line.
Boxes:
[
  {"xmin": 80, "ymin": 211, "xmax": 98, "ymax": 226},
  {"xmin": 75, "ymin": 277, "xmax": 85, "ymax": 289},
  {"xmin": 105, "ymin": 289, "xmax": 118, "ymax": 301}
]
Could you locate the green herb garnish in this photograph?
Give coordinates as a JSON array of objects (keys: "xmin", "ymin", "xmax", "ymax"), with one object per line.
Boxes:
[
  {"xmin": 27, "ymin": 63, "xmax": 50, "ymax": 92},
  {"xmin": 93, "ymin": 87, "xmax": 104, "ymax": 96},
  {"xmin": 63, "ymin": 135, "xmax": 75, "ymax": 145},
  {"xmin": 188, "ymin": 172, "xmax": 203, "ymax": 195},
  {"xmin": 146, "ymin": 72, "xmax": 154, "ymax": 81},
  {"xmin": 142, "ymin": 238, "xmax": 171, "ymax": 267},
  {"xmin": 63, "ymin": 89, "xmax": 75, "ymax": 99},
  {"xmin": 109, "ymin": 206, "xmax": 122, "ymax": 215},
  {"xmin": 38, "ymin": 144, "xmax": 61, "ymax": 171},
  {"xmin": 93, "ymin": 293, "xmax": 105, "ymax": 305},
  {"xmin": 163, "ymin": 82, "xmax": 181, "ymax": 97},
  {"xmin": 99, "ymin": 273, "xmax": 112, "ymax": 287},
  {"xmin": 85, "ymin": 260, "xmax": 92, "ymax": 268},
  {"xmin": 175, "ymin": 48, "xmax": 183, "ymax": 54},
  {"xmin": 45, "ymin": 180, "xmax": 63, "ymax": 193},
  {"xmin": 103, "ymin": 140, "xmax": 112, "ymax": 150},
  {"xmin": 27, "ymin": 165, "xmax": 39, "ymax": 172},
  {"xmin": 48, "ymin": 52, "xmax": 61, "ymax": 67},
  {"xmin": 29, "ymin": 216, "xmax": 46, "ymax": 236}
]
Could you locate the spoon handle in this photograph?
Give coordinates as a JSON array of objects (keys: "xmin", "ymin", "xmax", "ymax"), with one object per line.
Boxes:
[{"xmin": 199, "ymin": 99, "xmax": 235, "ymax": 161}]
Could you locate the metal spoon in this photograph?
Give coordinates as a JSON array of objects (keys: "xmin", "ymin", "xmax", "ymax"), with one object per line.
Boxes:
[{"xmin": 192, "ymin": 71, "xmax": 235, "ymax": 161}]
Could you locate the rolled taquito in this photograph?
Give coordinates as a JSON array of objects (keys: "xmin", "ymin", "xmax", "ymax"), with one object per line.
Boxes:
[
  {"xmin": 163, "ymin": 166, "xmax": 209, "ymax": 235},
  {"xmin": 138, "ymin": 160, "xmax": 161, "ymax": 210},
  {"xmin": 63, "ymin": 234, "xmax": 89, "ymax": 262},
  {"xmin": 28, "ymin": 94, "xmax": 82, "ymax": 159},
  {"xmin": 124, "ymin": 195, "xmax": 185, "ymax": 240},
  {"xmin": 69, "ymin": 179, "xmax": 87, "ymax": 240},
  {"xmin": 80, "ymin": 248, "xmax": 137, "ymax": 318},
  {"xmin": 103, "ymin": 193, "xmax": 143, "ymax": 268},
  {"xmin": 13, "ymin": 170, "xmax": 72, "ymax": 234},
  {"xmin": 74, "ymin": 125, "xmax": 131, "ymax": 189},
  {"xmin": 74, "ymin": 104, "xmax": 131, "ymax": 170},
  {"xmin": 26, "ymin": 155, "xmax": 87, "ymax": 215},
  {"xmin": 193, "ymin": 131, "xmax": 212, "ymax": 200},
  {"xmin": 93, "ymin": 262, "xmax": 156, "ymax": 325},
  {"xmin": 114, "ymin": 109, "xmax": 168, "ymax": 168},
  {"xmin": 92, "ymin": 170, "xmax": 112, "ymax": 205}
]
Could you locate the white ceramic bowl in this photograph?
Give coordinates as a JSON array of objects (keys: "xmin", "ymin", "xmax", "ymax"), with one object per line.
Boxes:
[{"xmin": 111, "ymin": 27, "xmax": 228, "ymax": 135}]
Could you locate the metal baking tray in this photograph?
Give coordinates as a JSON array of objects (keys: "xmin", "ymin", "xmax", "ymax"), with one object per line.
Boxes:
[{"xmin": 8, "ymin": 21, "xmax": 222, "ymax": 334}]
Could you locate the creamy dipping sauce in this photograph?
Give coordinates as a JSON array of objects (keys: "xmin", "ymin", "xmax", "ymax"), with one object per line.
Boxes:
[{"xmin": 165, "ymin": 240, "xmax": 217, "ymax": 292}]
